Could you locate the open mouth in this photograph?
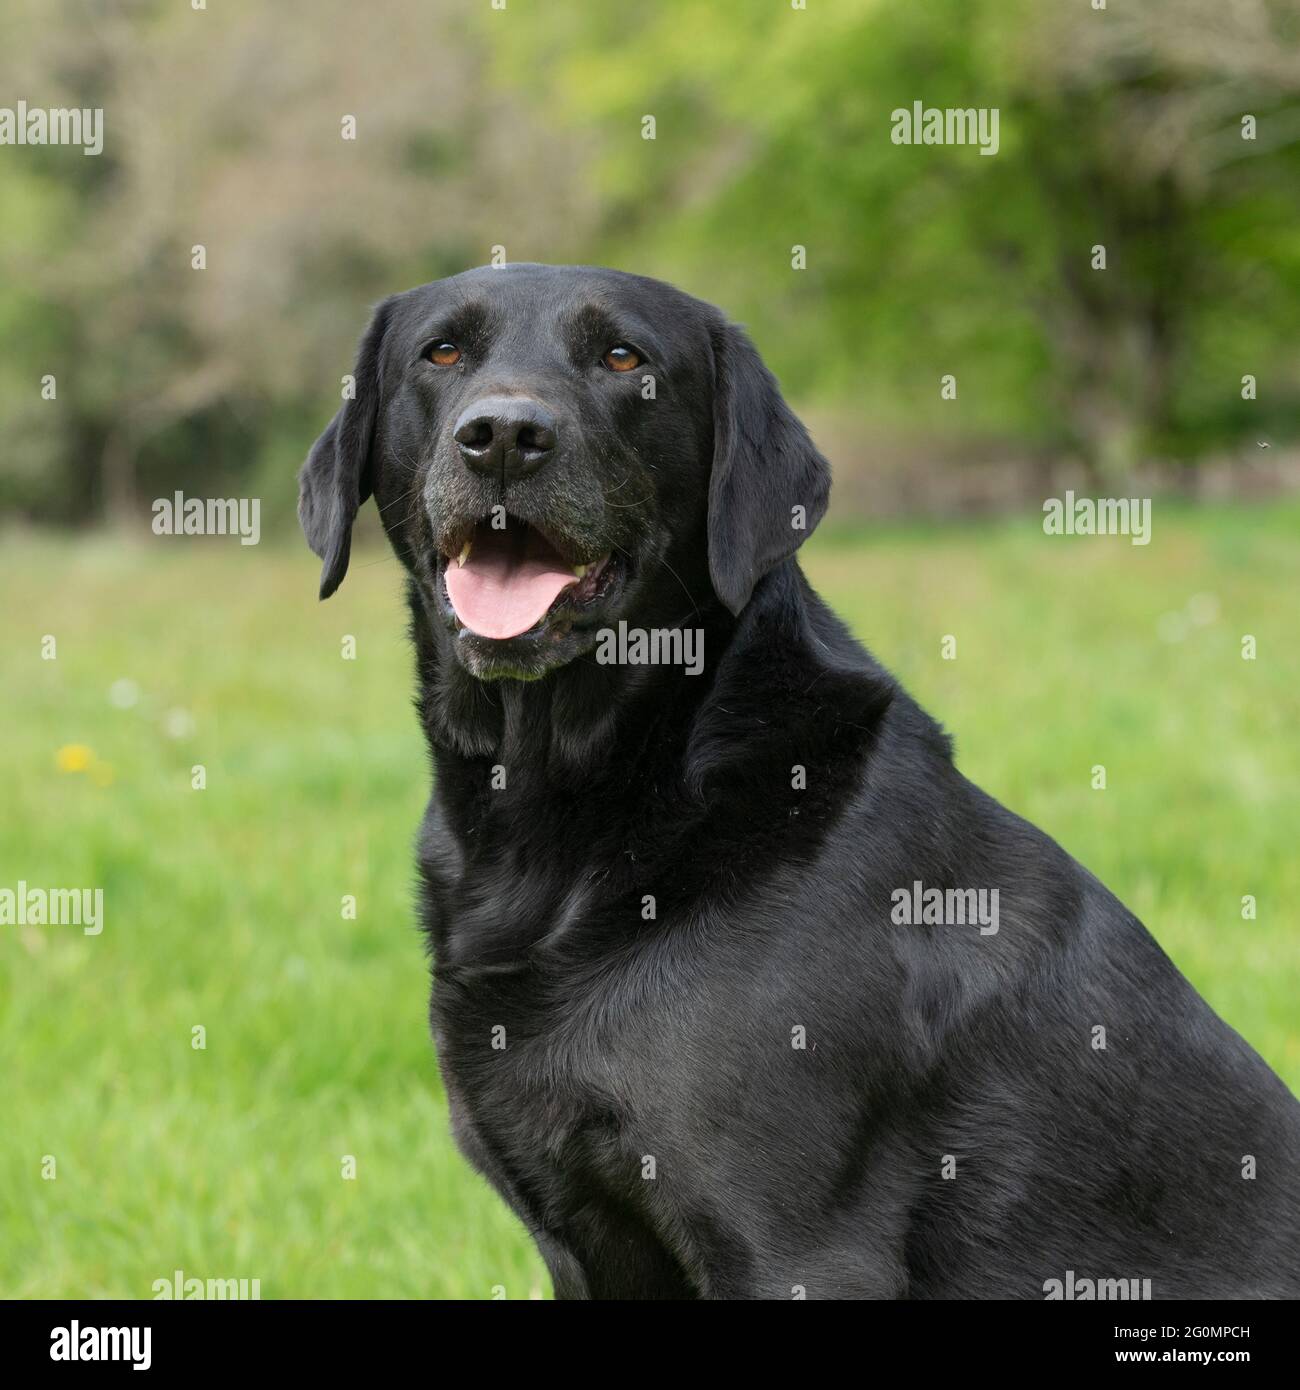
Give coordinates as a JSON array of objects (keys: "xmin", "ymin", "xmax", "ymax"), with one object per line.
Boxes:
[{"xmin": 440, "ymin": 518, "xmax": 618, "ymax": 640}]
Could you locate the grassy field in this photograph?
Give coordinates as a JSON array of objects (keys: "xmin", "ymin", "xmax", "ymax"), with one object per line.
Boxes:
[{"xmin": 2, "ymin": 500, "xmax": 1298, "ymax": 1299}]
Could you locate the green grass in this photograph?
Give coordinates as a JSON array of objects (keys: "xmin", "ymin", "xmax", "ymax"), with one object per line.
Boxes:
[{"xmin": 2, "ymin": 500, "xmax": 1298, "ymax": 1298}]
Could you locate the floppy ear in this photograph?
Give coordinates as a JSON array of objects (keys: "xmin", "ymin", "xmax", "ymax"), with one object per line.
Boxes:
[
  {"xmin": 298, "ymin": 299, "xmax": 393, "ymax": 599},
  {"xmin": 707, "ymin": 322, "xmax": 831, "ymax": 615}
]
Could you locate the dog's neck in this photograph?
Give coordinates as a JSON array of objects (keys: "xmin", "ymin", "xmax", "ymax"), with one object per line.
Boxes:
[
  {"xmin": 410, "ymin": 563, "xmax": 900, "ymax": 800},
  {"xmin": 411, "ymin": 563, "xmax": 911, "ymax": 970},
  {"xmin": 410, "ymin": 580, "xmax": 737, "ymax": 782}
]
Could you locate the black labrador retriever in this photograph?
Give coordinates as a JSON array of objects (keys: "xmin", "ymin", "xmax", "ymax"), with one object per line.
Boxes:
[{"xmin": 300, "ymin": 263, "xmax": 1300, "ymax": 1299}]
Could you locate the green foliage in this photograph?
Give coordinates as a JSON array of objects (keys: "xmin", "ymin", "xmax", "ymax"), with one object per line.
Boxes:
[
  {"xmin": 491, "ymin": 0, "xmax": 1300, "ymax": 468},
  {"xmin": 0, "ymin": 0, "xmax": 1297, "ymax": 509}
]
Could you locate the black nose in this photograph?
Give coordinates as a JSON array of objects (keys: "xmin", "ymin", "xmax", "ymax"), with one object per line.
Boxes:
[{"xmin": 453, "ymin": 396, "xmax": 558, "ymax": 481}]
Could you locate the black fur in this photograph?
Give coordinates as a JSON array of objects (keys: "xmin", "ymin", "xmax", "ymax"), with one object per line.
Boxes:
[{"xmin": 301, "ymin": 264, "xmax": 1300, "ymax": 1300}]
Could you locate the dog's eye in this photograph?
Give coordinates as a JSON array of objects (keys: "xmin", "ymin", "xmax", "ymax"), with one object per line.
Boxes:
[
  {"xmin": 428, "ymin": 342, "xmax": 462, "ymax": 366},
  {"xmin": 603, "ymin": 345, "xmax": 641, "ymax": 373}
]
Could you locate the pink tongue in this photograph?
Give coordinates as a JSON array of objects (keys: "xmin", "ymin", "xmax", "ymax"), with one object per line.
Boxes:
[{"xmin": 445, "ymin": 528, "xmax": 578, "ymax": 639}]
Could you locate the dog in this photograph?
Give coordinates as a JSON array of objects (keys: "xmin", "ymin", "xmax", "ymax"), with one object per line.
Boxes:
[{"xmin": 300, "ymin": 263, "xmax": 1300, "ymax": 1299}]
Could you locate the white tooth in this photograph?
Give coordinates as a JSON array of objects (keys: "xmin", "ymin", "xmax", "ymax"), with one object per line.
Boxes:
[
  {"xmin": 573, "ymin": 563, "xmax": 588, "ymax": 579},
  {"xmin": 456, "ymin": 542, "xmax": 471, "ymax": 568}
]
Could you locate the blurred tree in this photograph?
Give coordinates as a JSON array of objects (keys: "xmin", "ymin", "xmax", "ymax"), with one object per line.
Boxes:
[
  {"xmin": 0, "ymin": 0, "xmax": 595, "ymax": 524},
  {"xmin": 1, "ymin": 0, "xmax": 1297, "ymax": 524},
  {"xmin": 491, "ymin": 0, "xmax": 1300, "ymax": 485}
]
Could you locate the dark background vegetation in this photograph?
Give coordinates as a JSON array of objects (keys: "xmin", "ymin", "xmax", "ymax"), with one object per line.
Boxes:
[{"xmin": 2, "ymin": 0, "xmax": 1298, "ymax": 530}]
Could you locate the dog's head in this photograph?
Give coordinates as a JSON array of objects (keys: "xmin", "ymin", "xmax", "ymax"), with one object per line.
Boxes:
[{"xmin": 300, "ymin": 264, "xmax": 829, "ymax": 680}]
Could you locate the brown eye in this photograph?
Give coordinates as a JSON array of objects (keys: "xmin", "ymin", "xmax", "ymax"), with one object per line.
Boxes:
[
  {"xmin": 428, "ymin": 342, "xmax": 461, "ymax": 366},
  {"xmin": 603, "ymin": 345, "xmax": 641, "ymax": 372}
]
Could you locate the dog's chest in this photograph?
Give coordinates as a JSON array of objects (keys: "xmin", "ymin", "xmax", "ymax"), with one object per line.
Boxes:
[
  {"xmin": 432, "ymin": 948, "xmax": 703, "ymax": 1263},
  {"xmin": 418, "ymin": 786, "xmax": 837, "ymax": 1292},
  {"xmin": 434, "ymin": 939, "xmax": 680, "ymax": 1153},
  {"xmin": 427, "ymin": 842, "xmax": 753, "ymax": 1189}
]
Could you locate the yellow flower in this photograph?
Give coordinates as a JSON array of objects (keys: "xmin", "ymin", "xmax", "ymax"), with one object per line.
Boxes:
[{"xmin": 56, "ymin": 744, "xmax": 93, "ymax": 773}]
